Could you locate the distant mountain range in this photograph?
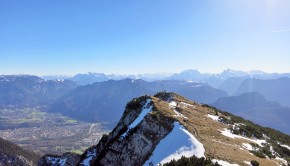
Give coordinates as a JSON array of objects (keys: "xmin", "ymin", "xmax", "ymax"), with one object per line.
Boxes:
[
  {"xmin": 0, "ymin": 75, "xmax": 77, "ymax": 109},
  {"xmin": 212, "ymin": 92, "xmax": 280, "ymax": 114},
  {"xmin": 42, "ymin": 72, "xmax": 173, "ymax": 85},
  {"xmin": 1, "ymin": 73, "xmax": 290, "ymax": 134},
  {"xmin": 40, "ymin": 69, "xmax": 290, "ymax": 87},
  {"xmin": 235, "ymin": 77, "xmax": 290, "ymax": 107},
  {"xmin": 211, "ymin": 92, "xmax": 290, "ymax": 134},
  {"xmin": 49, "ymin": 79, "xmax": 227, "ymax": 127}
]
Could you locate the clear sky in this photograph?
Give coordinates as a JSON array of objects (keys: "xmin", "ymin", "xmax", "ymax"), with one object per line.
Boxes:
[{"xmin": 1, "ymin": 0, "xmax": 290, "ymax": 75}]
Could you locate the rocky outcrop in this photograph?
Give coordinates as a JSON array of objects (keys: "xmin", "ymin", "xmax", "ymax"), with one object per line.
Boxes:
[
  {"xmin": 0, "ymin": 152, "xmax": 32, "ymax": 166},
  {"xmin": 38, "ymin": 153, "xmax": 81, "ymax": 166},
  {"xmin": 78, "ymin": 95, "xmax": 176, "ymax": 165}
]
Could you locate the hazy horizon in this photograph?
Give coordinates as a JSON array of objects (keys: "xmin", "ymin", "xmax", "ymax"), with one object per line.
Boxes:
[{"xmin": 1, "ymin": 68, "xmax": 289, "ymax": 77}]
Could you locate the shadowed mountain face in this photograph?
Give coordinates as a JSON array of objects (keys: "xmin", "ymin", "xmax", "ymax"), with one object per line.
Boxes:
[
  {"xmin": 0, "ymin": 75, "xmax": 77, "ymax": 109},
  {"xmin": 211, "ymin": 92, "xmax": 290, "ymax": 134},
  {"xmin": 212, "ymin": 92, "xmax": 280, "ymax": 114},
  {"xmin": 238, "ymin": 106, "xmax": 290, "ymax": 135},
  {"xmin": 49, "ymin": 79, "xmax": 152, "ymax": 126},
  {"xmin": 235, "ymin": 77, "xmax": 290, "ymax": 107},
  {"xmin": 218, "ymin": 77, "xmax": 248, "ymax": 95},
  {"xmin": 49, "ymin": 79, "xmax": 228, "ymax": 127}
]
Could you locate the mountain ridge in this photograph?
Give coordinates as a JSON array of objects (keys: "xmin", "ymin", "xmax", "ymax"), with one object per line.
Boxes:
[
  {"xmin": 39, "ymin": 69, "xmax": 290, "ymax": 86},
  {"xmin": 0, "ymin": 75, "xmax": 77, "ymax": 109},
  {"xmin": 41, "ymin": 92, "xmax": 290, "ymax": 166}
]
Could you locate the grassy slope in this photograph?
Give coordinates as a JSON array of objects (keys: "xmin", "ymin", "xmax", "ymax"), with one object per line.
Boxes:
[{"xmin": 154, "ymin": 92, "xmax": 290, "ymax": 165}]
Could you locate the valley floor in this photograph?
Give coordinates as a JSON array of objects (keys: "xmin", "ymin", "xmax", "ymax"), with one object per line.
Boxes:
[{"xmin": 0, "ymin": 108, "xmax": 108, "ymax": 155}]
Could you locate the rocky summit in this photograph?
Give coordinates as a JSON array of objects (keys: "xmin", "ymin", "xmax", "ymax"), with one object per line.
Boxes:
[{"xmin": 40, "ymin": 92, "xmax": 290, "ymax": 166}]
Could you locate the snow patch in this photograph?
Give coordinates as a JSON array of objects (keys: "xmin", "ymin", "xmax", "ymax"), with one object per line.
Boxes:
[
  {"xmin": 180, "ymin": 102, "xmax": 194, "ymax": 107},
  {"xmin": 121, "ymin": 99, "xmax": 152, "ymax": 138},
  {"xmin": 256, "ymin": 140, "xmax": 267, "ymax": 147},
  {"xmin": 242, "ymin": 143, "xmax": 253, "ymax": 151},
  {"xmin": 235, "ymin": 123, "xmax": 245, "ymax": 126},
  {"xmin": 169, "ymin": 101, "xmax": 177, "ymax": 107},
  {"xmin": 127, "ymin": 99, "xmax": 152, "ymax": 129},
  {"xmin": 144, "ymin": 122, "xmax": 205, "ymax": 166},
  {"xmin": 173, "ymin": 109, "xmax": 188, "ymax": 119},
  {"xmin": 243, "ymin": 161, "xmax": 251, "ymax": 165},
  {"xmin": 220, "ymin": 129, "xmax": 239, "ymax": 139},
  {"xmin": 80, "ymin": 149, "xmax": 97, "ymax": 166},
  {"xmin": 212, "ymin": 159, "xmax": 239, "ymax": 166},
  {"xmin": 82, "ymin": 156, "xmax": 93, "ymax": 166},
  {"xmin": 46, "ymin": 157, "xmax": 67, "ymax": 166},
  {"xmin": 220, "ymin": 128, "xmax": 266, "ymax": 146},
  {"xmin": 269, "ymin": 146, "xmax": 279, "ymax": 156},
  {"xmin": 169, "ymin": 101, "xmax": 188, "ymax": 119},
  {"xmin": 206, "ymin": 114, "xmax": 219, "ymax": 121},
  {"xmin": 280, "ymin": 144, "xmax": 290, "ymax": 151},
  {"xmin": 212, "ymin": 139, "xmax": 240, "ymax": 148},
  {"xmin": 275, "ymin": 157, "xmax": 288, "ymax": 165}
]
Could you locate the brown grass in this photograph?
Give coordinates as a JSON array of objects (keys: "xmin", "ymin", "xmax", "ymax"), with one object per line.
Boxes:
[{"xmin": 153, "ymin": 93, "xmax": 282, "ymax": 166}]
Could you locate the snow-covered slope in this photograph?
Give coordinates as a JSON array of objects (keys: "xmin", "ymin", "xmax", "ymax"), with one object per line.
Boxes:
[{"xmin": 144, "ymin": 122, "xmax": 205, "ymax": 165}]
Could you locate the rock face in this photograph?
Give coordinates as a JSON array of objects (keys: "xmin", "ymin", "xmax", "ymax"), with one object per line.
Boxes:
[
  {"xmin": 78, "ymin": 96, "xmax": 175, "ymax": 166},
  {"xmin": 38, "ymin": 153, "xmax": 81, "ymax": 166},
  {"xmin": 0, "ymin": 137, "xmax": 39, "ymax": 166},
  {"xmin": 39, "ymin": 92, "xmax": 290, "ymax": 166},
  {"xmin": 0, "ymin": 152, "xmax": 32, "ymax": 166}
]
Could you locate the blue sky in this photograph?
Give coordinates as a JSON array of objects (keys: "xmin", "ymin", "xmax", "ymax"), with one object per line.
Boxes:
[{"xmin": 1, "ymin": 0, "xmax": 290, "ymax": 75}]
